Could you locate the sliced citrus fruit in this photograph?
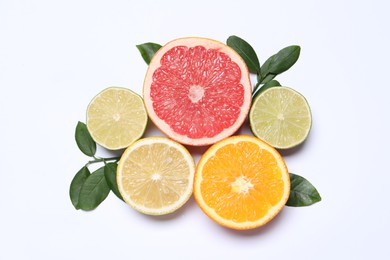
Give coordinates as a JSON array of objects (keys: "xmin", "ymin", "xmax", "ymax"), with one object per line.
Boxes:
[
  {"xmin": 249, "ymin": 86, "xmax": 312, "ymax": 149},
  {"xmin": 86, "ymin": 87, "xmax": 148, "ymax": 150},
  {"xmin": 194, "ymin": 135, "xmax": 290, "ymax": 230},
  {"xmin": 117, "ymin": 137, "xmax": 195, "ymax": 215},
  {"xmin": 143, "ymin": 37, "xmax": 252, "ymax": 146}
]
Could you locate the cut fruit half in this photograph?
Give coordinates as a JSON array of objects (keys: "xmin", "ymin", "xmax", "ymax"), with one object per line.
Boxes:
[
  {"xmin": 249, "ymin": 86, "xmax": 312, "ymax": 149},
  {"xmin": 117, "ymin": 137, "xmax": 195, "ymax": 215},
  {"xmin": 86, "ymin": 87, "xmax": 148, "ymax": 150},
  {"xmin": 143, "ymin": 37, "xmax": 252, "ymax": 146},
  {"xmin": 194, "ymin": 135, "xmax": 290, "ymax": 230}
]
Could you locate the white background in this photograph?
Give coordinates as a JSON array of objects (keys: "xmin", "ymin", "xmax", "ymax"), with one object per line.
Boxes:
[{"xmin": 1, "ymin": 0, "xmax": 389, "ymax": 259}]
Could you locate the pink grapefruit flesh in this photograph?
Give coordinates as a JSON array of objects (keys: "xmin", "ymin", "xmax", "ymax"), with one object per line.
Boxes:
[{"xmin": 143, "ymin": 37, "xmax": 252, "ymax": 146}]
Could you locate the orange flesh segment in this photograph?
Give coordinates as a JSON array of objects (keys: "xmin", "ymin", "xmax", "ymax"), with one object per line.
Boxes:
[{"xmin": 200, "ymin": 141, "xmax": 285, "ymax": 223}]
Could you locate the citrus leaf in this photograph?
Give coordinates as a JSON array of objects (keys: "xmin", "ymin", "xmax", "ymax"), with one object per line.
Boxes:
[
  {"xmin": 259, "ymin": 73, "xmax": 276, "ymax": 85},
  {"xmin": 75, "ymin": 121, "xmax": 96, "ymax": 157},
  {"xmin": 104, "ymin": 162, "xmax": 123, "ymax": 201},
  {"xmin": 77, "ymin": 166, "xmax": 110, "ymax": 211},
  {"xmin": 286, "ymin": 173, "xmax": 321, "ymax": 207},
  {"xmin": 69, "ymin": 166, "xmax": 91, "ymax": 209},
  {"xmin": 261, "ymin": 45, "xmax": 300, "ymax": 79},
  {"xmin": 136, "ymin": 42, "xmax": 162, "ymax": 65},
  {"xmin": 260, "ymin": 54, "xmax": 275, "ymax": 79},
  {"xmin": 227, "ymin": 35, "xmax": 260, "ymax": 74},
  {"xmin": 253, "ymin": 79, "xmax": 281, "ymax": 98}
]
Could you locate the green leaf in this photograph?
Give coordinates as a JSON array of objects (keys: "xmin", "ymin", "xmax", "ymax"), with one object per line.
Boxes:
[
  {"xmin": 104, "ymin": 162, "xmax": 123, "ymax": 201},
  {"xmin": 286, "ymin": 173, "xmax": 321, "ymax": 207},
  {"xmin": 77, "ymin": 166, "xmax": 110, "ymax": 211},
  {"xmin": 261, "ymin": 45, "xmax": 300, "ymax": 79},
  {"xmin": 136, "ymin": 42, "xmax": 162, "ymax": 65},
  {"xmin": 69, "ymin": 166, "xmax": 91, "ymax": 209},
  {"xmin": 260, "ymin": 54, "xmax": 275, "ymax": 79},
  {"xmin": 259, "ymin": 73, "xmax": 276, "ymax": 85},
  {"xmin": 227, "ymin": 35, "xmax": 261, "ymax": 74},
  {"xmin": 253, "ymin": 80, "xmax": 281, "ymax": 98},
  {"xmin": 75, "ymin": 121, "xmax": 96, "ymax": 157}
]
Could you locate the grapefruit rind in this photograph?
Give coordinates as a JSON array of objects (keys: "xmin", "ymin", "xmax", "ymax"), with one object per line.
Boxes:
[
  {"xmin": 193, "ymin": 135, "xmax": 290, "ymax": 230},
  {"xmin": 143, "ymin": 37, "xmax": 252, "ymax": 146}
]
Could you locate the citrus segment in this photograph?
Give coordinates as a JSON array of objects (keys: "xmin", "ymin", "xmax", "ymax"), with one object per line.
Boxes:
[
  {"xmin": 117, "ymin": 137, "xmax": 195, "ymax": 215},
  {"xmin": 249, "ymin": 86, "xmax": 312, "ymax": 149},
  {"xmin": 86, "ymin": 87, "xmax": 148, "ymax": 150},
  {"xmin": 143, "ymin": 37, "xmax": 252, "ymax": 146},
  {"xmin": 194, "ymin": 135, "xmax": 290, "ymax": 230}
]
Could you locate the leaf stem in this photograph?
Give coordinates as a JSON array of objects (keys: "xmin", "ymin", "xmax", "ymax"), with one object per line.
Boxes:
[
  {"xmin": 256, "ymin": 72, "xmax": 262, "ymax": 83},
  {"xmin": 85, "ymin": 156, "xmax": 121, "ymax": 167},
  {"xmin": 253, "ymin": 81, "xmax": 262, "ymax": 94}
]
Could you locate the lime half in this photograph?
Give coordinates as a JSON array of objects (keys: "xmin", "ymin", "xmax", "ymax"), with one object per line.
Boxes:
[
  {"xmin": 86, "ymin": 87, "xmax": 148, "ymax": 150},
  {"xmin": 249, "ymin": 86, "xmax": 312, "ymax": 149}
]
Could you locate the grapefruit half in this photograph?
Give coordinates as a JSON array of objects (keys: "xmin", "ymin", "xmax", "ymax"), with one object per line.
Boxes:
[{"xmin": 143, "ymin": 37, "xmax": 252, "ymax": 146}]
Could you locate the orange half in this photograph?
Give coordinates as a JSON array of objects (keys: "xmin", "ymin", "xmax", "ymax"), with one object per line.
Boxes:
[{"xmin": 194, "ymin": 135, "xmax": 290, "ymax": 230}]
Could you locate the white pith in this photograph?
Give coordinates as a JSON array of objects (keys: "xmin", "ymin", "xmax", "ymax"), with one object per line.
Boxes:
[{"xmin": 188, "ymin": 85, "xmax": 205, "ymax": 103}]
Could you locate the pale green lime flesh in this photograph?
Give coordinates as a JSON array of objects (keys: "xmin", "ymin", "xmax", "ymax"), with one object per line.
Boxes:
[
  {"xmin": 87, "ymin": 87, "xmax": 148, "ymax": 150},
  {"xmin": 249, "ymin": 87, "xmax": 312, "ymax": 149}
]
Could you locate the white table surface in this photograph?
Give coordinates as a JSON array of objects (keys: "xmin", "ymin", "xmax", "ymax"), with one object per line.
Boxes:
[{"xmin": 1, "ymin": 0, "xmax": 389, "ymax": 259}]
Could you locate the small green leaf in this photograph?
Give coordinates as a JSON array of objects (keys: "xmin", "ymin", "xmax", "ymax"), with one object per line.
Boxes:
[
  {"xmin": 77, "ymin": 166, "xmax": 110, "ymax": 211},
  {"xmin": 104, "ymin": 162, "xmax": 123, "ymax": 201},
  {"xmin": 136, "ymin": 42, "xmax": 162, "ymax": 65},
  {"xmin": 69, "ymin": 166, "xmax": 91, "ymax": 209},
  {"xmin": 259, "ymin": 73, "xmax": 276, "ymax": 85},
  {"xmin": 75, "ymin": 121, "xmax": 96, "ymax": 157},
  {"xmin": 260, "ymin": 54, "xmax": 275, "ymax": 79},
  {"xmin": 253, "ymin": 80, "xmax": 281, "ymax": 98},
  {"xmin": 227, "ymin": 35, "xmax": 261, "ymax": 74},
  {"xmin": 261, "ymin": 45, "xmax": 301, "ymax": 79},
  {"xmin": 286, "ymin": 173, "xmax": 321, "ymax": 207}
]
